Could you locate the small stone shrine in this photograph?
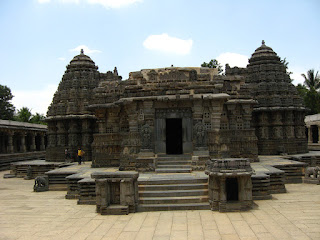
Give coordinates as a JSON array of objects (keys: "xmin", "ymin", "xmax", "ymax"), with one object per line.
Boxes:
[
  {"xmin": 205, "ymin": 159, "xmax": 253, "ymax": 212},
  {"xmin": 91, "ymin": 171, "xmax": 139, "ymax": 215}
]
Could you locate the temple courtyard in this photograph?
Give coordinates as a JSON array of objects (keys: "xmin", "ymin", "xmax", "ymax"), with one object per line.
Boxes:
[{"xmin": 1, "ymin": 166, "xmax": 320, "ymax": 240}]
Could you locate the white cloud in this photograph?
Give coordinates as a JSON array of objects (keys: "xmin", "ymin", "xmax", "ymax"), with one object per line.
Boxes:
[
  {"xmin": 216, "ymin": 52, "xmax": 249, "ymax": 69},
  {"xmin": 59, "ymin": 0, "xmax": 80, "ymax": 3},
  {"xmin": 289, "ymin": 66, "xmax": 307, "ymax": 86},
  {"xmin": 37, "ymin": 0, "xmax": 51, "ymax": 3},
  {"xmin": 58, "ymin": 57, "xmax": 66, "ymax": 61},
  {"xmin": 143, "ymin": 33, "xmax": 193, "ymax": 55},
  {"xmin": 69, "ymin": 45, "xmax": 101, "ymax": 54},
  {"xmin": 87, "ymin": 0, "xmax": 142, "ymax": 9},
  {"xmin": 12, "ymin": 84, "xmax": 57, "ymax": 115}
]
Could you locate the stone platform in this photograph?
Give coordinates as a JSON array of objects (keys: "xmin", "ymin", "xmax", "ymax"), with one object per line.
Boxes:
[
  {"xmin": 4, "ymin": 153, "xmax": 316, "ymax": 213},
  {"xmin": 9, "ymin": 160, "xmax": 72, "ymax": 179},
  {"xmin": 1, "ymin": 169, "xmax": 320, "ymax": 240}
]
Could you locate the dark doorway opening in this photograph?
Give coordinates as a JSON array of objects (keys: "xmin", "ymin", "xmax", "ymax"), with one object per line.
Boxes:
[
  {"xmin": 226, "ymin": 178, "xmax": 239, "ymax": 201},
  {"xmin": 166, "ymin": 118, "xmax": 183, "ymax": 154},
  {"xmin": 311, "ymin": 125, "xmax": 319, "ymax": 143},
  {"xmin": 110, "ymin": 182, "xmax": 120, "ymax": 204}
]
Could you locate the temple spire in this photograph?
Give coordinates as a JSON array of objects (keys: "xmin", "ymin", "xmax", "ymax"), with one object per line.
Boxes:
[
  {"xmin": 262, "ymin": 40, "xmax": 265, "ymax": 45},
  {"xmin": 80, "ymin": 49, "xmax": 84, "ymax": 54}
]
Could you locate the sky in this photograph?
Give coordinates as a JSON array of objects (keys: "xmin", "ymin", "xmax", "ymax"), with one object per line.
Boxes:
[{"xmin": 0, "ymin": 0, "xmax": 319, "ymax": 115}]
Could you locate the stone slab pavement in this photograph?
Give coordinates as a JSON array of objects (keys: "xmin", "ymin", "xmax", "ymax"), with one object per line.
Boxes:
[{"xmin": 0, "ymin": 170, "xmax": 319, "ymax": 240}]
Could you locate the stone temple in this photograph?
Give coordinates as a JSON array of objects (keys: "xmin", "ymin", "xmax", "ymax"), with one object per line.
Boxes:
[{"xmin": 46, "ymin": 41, "xmax": 308, "ymax": 171}]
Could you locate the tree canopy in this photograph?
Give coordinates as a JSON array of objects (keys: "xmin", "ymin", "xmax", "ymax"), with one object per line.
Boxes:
[
  {"xmin": 301, "ymin": 69, "xmax": 320, "ymax": 91},
  {"xmin": 296, "ymin": 69, "xmax": 320, "ymax": 115},
  {"xmin": 0, "ymin": 84, "xmax": 15, "ymax": 120},
  {"xmin": 201, "ymin": 59, "xmax": 223, "ymax": 74},
  {"xmin": 14, "ymin": 107, "xmax": 32, "ymax": 122},
  {"xmin": 14, "ymin": 107, "xmax": 46, "ymax": 124}
]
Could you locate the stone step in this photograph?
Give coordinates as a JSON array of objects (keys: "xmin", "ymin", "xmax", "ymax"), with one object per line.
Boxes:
[
  {"xmin": 139, "ymin": 183, "xmax": 208, "ymax": 191},
  {"xmin": 138, "ymin": 177, "xmax": 208, "ymax": 185},
  {"xmin": 155, "ymin": 168, "xmax": 192, "ymax": 173},
  {"xmin": 139, "ymin": 189, "xmax": 208, "ymax": 198},
  {"xmin": 139, "ymin": 196, "xmax": 209, "ymax": 204},
  {"xmin": 157, "ymin": 160, "xmax": 191, "ymax": 166},
  {"xmin": 156, "ymin": 155, "xmax": 192, "ymax": 161},
  {"xmin": 137, "ymin": 202, "xmax": 210, "ymax": 212},
  {"xmin": 156, "ymin": 165, "xmax": 191, "ymax": 169}
]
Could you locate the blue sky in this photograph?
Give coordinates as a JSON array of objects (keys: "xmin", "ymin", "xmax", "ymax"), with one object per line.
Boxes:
[{"xmin": 0, "ymin": 0, "xmax": 319, "ymax": 115}]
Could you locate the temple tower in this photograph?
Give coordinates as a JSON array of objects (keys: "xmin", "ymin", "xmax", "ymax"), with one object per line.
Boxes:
[
  {"xmin": 246, "ymin": 41, "xmax": 307, "ymax": 154},
  {"xmin": 46, "ymin": 50, "xmax": 101, "ymax": 161}
]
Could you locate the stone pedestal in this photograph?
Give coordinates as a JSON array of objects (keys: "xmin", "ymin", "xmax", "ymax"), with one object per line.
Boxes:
[
  {"xmin": 136, "ymin": 151, "xmax": 155, "ymax": 172},
  {"xmin": 92, "ymin": 171, "xmax": 139, "ymax": 215}
]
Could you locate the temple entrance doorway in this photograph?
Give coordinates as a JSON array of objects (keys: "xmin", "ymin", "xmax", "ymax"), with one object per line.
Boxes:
[
  {"xmin": 166, "ymin": 118, "xmax": 183, "ymax": 154},
  {"xmin": 226, "ymin": 178, "xmax": 239, "ymax": 201},
  {"xmin": 311, "ymin": 125, "xmax": 319, "ymax": 143},
  {"xmin": 155, "ymin": 108, "xmax": 193, "ymax": 155}
]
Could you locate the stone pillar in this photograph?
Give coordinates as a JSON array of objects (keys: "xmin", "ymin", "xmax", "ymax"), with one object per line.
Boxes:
[
  {"xmin": 95, "ymin": 179, "xmax": 109, "ymax": 214},
  {"xmin": 318, "ymin": 126, "xmax": 320, "ymax": 144},
  {"xmin": 40, "ymin": 133, "xmax": 46, "ymax": 151},
  {"xmin": 47, "ymin": 122, "xmax": 57, "ymax": 148},
  {"xmin": 0, "ymin": 134, "xmax": 4, "ymax": 153},
  {"xmin": 96, "ymin": 109, "xmax": 106, "ymax": 134},
  {"xmin": 219, "ymin": 176, "xmax": 226, "ymax": 202},
  {"xmin": 307, "ymin": 127, "xmax": 312, "ymax": 143},
  {"xmin": 30, "ymin": 133, "xmax": 36, "ymax": 151},
  {"xmin": 7, "ymin": 131, "xmax": 14, "ymax": 153},
  {"xmin": 20, "ymin": 133, "xmax": 26, "ymax": 153},
  {"xmin": 82, "ymin": 119, "xmax": 93, "ymax": 161},
  {"xmin": 57, "ymin": 121, "xmax": 66, "ymax": 147}
]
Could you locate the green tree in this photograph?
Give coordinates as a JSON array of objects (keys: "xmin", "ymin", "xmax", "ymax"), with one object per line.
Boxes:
[
  {"xmin": 280, "ymin": 57, "xmax": 293, "ymax": 76},
  {"xmin": 296, "ymin": 84, "xmax": 308, "ymax": 98},
  {"xmin": 0, "ymin": 84, "xmax": 15, "ymax": 120},
  {"xmin": 301, "ymin": 69, "xmax": 320, "ymax": 91},
  {"xmin": 304, "ymin": 89, "xmax": 320, "ymax": 114},
  {"xmin": 30, "ymin": 113, "xmax": 46, "ymax": 125},
  {"xmin": 15, "ymin": 107, "xmax": 32, "ymax": 122},
  {"xmin": 201, "ymin": 59, "xmax": 223, "ymax": 74}
]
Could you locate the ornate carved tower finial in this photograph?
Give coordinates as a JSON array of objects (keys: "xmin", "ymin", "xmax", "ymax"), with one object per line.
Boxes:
[
  {"xmin": 80, "ymin": 49, "xmax": 84, "ymax": 54},
  {"xmin": 262, "ymin": 40, "xmax": 265, "ymax": 45}
]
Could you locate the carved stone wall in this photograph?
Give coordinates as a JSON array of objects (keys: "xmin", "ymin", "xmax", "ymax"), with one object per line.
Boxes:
[{"xmin": 89, "ymin": 67, "xmax": 258, "ymax": 170}]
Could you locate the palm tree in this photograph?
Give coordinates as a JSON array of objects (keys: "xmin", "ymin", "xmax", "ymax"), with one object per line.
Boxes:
[{"xmin": 301, "ymin": 69, "xmax": 320, "ymax": 91}]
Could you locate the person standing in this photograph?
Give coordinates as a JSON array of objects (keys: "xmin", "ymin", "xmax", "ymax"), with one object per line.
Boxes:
[
  {"xmin": 77, "ymin": 147, "xmax": 85, "ymax": 165},
  {"xmin": 65, "ymin": 148, "xmax": 71, "ymax": 162}
]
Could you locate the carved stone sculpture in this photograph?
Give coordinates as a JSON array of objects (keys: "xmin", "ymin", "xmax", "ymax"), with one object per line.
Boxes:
[
  {"xmin": 194, "ymin": 122, "xmax": 206, "ymax": 147},
  {"xmin": 140, "ymin": 124, "xmax": 152, "ymax": 150},
  {"xmin": 24, "ymin": 166, "xmax": 33, "ymax": 180},
  {"xmin": 34, "ymin": 176, "xmax": 49, "ymax": 192},
  {"xmin": 305, "ymin": 166, "xmax": 320, "ymax": 179}
]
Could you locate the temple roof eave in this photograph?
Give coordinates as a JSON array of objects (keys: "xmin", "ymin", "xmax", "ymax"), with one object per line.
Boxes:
[
  {"xmin": 45, "ymin": 114, "xmax": 96, "ymax": 122},
  {"xmin": 88, "ymin": 93, "xmax": 230, "ymax": 110}
]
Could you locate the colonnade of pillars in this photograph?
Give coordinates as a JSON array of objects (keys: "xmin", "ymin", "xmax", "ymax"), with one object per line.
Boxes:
[{"xmin": 0, "ymin": 130, "xmax": 46, "ymax": 154}]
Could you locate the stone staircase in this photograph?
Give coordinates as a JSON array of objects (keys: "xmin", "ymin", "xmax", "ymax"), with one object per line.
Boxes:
[
  {"xmin": 137, "ymin": 176, "xmax": 210, "ymax": 212},
  {"xmin": 155, "ymin": 154, "xmax": 192, "ymax": 173}
]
